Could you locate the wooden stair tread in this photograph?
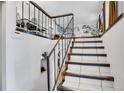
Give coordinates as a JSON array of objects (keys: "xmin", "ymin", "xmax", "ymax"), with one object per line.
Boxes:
[
  {"xmin": 57, "ymin": 85, "xmax": 73, "ymax": 91},
  {"xmin": 66, "ymin": 61, "xmax": 110, "ymax": 67},
  {"xmin": 68, "ymin": 53, "xmax": 107, "ymax": 56},
  {"xmin": 58, "ymin": 85, "xmax": 83, "ymax": 91},
  {"xmin": 73, "ymin": 36, "xmax": 100, "ymax": 38},
  {"xmin": 64, "ymin": 72, "xmax": 114, "ymax": 81},
  {"xmin": 72, "ymin": 40, "xmax": 102, "ymax": 43},
  {"xmin": 70, "ymin": 46, "xmax": 104, "ymax": 49}
]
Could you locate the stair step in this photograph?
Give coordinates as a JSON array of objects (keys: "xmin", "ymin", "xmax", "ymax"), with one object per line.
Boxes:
[
  {"xmin": 70, "ymin": 46, "xmax": 104, "ymax": 49},
  {"xmin": 64, "ymin": 75, "xmax": 113, "ymax": 87},
  {"xmin": 71, "ymin": 48, "xmax": 105, "ymax": 54},
  {"xmin": 58, "ymin": 81, "xmax": 114, "ymax": 91},
  {"xmin": 69, "ymin": 55, "xmax": 107, "ymax": 63},
  {"xmin": 64, "ymin": 72, "xmax": 114, "ymax": 81},
  {"xmin": 72, "ymin": 40, "xmax": 102, "ymax": 43},
  {"xmin": 66, "ymin": 61, "xmax": 110, "ymax": 67},
  {"xmin": 73, "ymin": 43, "xmax": 103, "ymax": 47},
  {"xmin": 67, "ymin": 64, "xmax": 110, "ymax": 74},
  {"xmin": 68, "ymin": 53, "xmax": 107, "ymax": 57},
  {"xmin": 69, "ymin": 59, "xmax": 107, "ymax": 63},
  {"xmin": 75, "ymin": 38, "xmax": 101, "ymax": 41}
]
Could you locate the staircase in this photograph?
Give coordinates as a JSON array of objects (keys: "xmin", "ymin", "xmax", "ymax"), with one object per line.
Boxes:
[{"xmin": 57, "ymin": 36, "xmax": 114, "ymax": 91}]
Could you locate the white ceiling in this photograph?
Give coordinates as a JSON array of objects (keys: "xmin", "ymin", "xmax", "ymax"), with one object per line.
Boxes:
[{"xmin": 36, "ymin": 1, "xmax": 102, "ymax": 26}]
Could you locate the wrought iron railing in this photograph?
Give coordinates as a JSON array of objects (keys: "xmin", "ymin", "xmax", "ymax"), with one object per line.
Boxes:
[
  {"xmin": 16, "ymin": 1, "xmax": 74, "ymax": 39},
  {"xmin": 46, "ymin": 17, "xmax": 74, "ymax": 91}
]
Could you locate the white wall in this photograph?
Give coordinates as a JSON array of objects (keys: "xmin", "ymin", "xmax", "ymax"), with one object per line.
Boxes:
[
  {"xmin": 117, "ymin": 1, "xmax": 124, "ymax": 16},
  {"xmin": 102, "ymin": 17, "xmax": 124, "ymax": 90},
  {"xmin": 0, "ymin": 2, "xmax": 6, "ymax": 90},
  {"xmin": 5, "ymin": 2, "xmax": 56, "ymax": 91},
  {"xmin": 0, "ymin": 2, "xmax": 2, "ymax": 90}
]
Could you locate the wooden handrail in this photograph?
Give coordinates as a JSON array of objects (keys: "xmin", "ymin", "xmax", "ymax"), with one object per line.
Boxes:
[
  {"xmin": 51, "ymin": 13, "xmax": 73, "ymax": 18},
  {"xmin": 106, "ymin": 13, "xmax": 124, "ymax": 32},
  {"xmin": 30, "ymin": 1, "xmax": 73, "ymax": 19},
  {"xmin": 101, "ymin": 13, "xmax": 124, "ymax": 37},
  {"xmin": 48, "ymin": 32, "xmax": 64, "ymax": 57},
  {"xmin": 30, "ymin": 1, "xmax": 51, "ymax": 18},
  {"xmin": 52, "ymin": 36, "xmax": 72, "ymax": 91}
]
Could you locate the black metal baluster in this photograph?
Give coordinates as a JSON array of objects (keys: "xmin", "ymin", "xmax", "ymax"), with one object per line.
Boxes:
[
  {"xmin": 22, "ymin": 1, "xmax": 24, "ymax": 20},
  {"xmin": 46, "ymin": 16, "xmax": 47, "ymax": 36},
  {"xmin": 67, "ymin": 16, "xmax": 69, "ymax": 45},
  {"xmin": 42, "ymin": 12, "xmax": 45, "ymax": 35},
  {"xmin": 27, "ymin": 2, "xmax": 30, "ymax": 32},
  {"xmin": 40, "ymin": 11, "xmax": 42, "ymax": 33},
  {"xmin": 59, "ymin": 18, "xmax": 60, "ymax": 35},
  {"xmin": 54, "ymin": 49, "xmax": 56, "ymax": 83},
  {"xmin": 60, "ymin": 17, "xmax": 63, "ymax": 64},
  {"xmin": 25, "ymin": 2, "xmax": 29, "ymax": 32},
  {"xmin": 51, "ymin": 19, "xmax": 53, "ymax": 37},
  {"xmin": 34, "ymin": 5, "xmax": 35, "ymax": 25},
  {"xmin": 63, "ymin": 17, "xmax": 66, "ymax": 56},
  {"xmin": 50, "ymin": 19, "xmax": 52, "ymax": 38},
  {"xmin": 53, "ymin": 19, "xmax": 55, "ymax": 39},
  {"xmin": 21, "ymin": 1, "xmax": 24, "ymax": 28},
  {"xmin": 29, "ymin": 2, "xmax": 30, "ymax": 21},
  {"xmin": 65, "ymin": 17, "xmax": 68, "ymax": 51},
  {"xmin": 46, "ymin": 56, "xmax": 50, "ymax": 91},
  {"xmin": 72, "ymin": 15, "xmax": 74, "ymax": 36},
  {"xmin": 42, "ymin": 12, "xmax": 43, "ymax": 35},
  {"xmin": 55, "ymin": 18, "xmax": 56, "ymax": 35},
  {"xmin": 58, "ymin": 41, "xmax": 60, "ymax": 73},
  {"xmin": 45, "ymin": 15, "xmax": 47, "ymax": 36},
  {"xmin": 48, "ymin": 18, "xmax": 49, "ymax": 37},
  {"xmin": 38, "ymin": 9, "xmax": 40, "ymax": 32}
]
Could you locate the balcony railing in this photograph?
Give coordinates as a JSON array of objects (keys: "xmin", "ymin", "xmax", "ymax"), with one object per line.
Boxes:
[{"xmin": 16, "ymin": 1, "xmax": 74, "ymax": 39}]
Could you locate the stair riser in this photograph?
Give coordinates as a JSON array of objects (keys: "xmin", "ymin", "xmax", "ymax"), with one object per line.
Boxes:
[
  {"xmin": 71, "ymin": 49, "xmax": 105, "ymax": 54},
  {"xmin": 67, "ymin": 65, "xmax": 110, "ymax": 74},
  {"xmin": 75, "ymin": 38, "xmax": 101, "ymax": 41},
  {"xmin": 73, "ymin": 36, "xmax": 100, "ymax": 39},
  {"xmin": 69, "ymin": 56, "xmax": 107, "ymax": 62}
]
